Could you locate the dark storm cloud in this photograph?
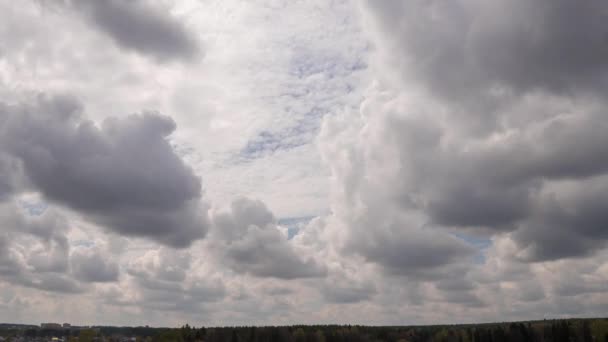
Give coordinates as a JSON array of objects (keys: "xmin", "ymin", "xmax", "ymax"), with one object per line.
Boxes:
[
  {"xmin": 427, "ymin": 182, "xmax": 531, "ymax": 229},
  {"xmin": 364, "ymin": 0, "xmax": 608, "ymax": 100},
  {"xmin": 71, "ymin": 0, "xmax": 201, "ymax": 62},
  {"xmin": 357, "ymin": 0, "xmax": 608, "ymax": 263},
  {"xmin": 513, "ymin": 178, "xmax": 608, "ymax": 261},
  {"xmin": 211, "ymin": 198, "xmax": 327, "ymax": 279},
  {"xmin": 0, "ymin": 95, "xmax": 208, "ymax": 247},
  {"xmin": 382, "ymin": 107, "xmax": 608, "ymax": 230},
  {"xmin": 395, "ymin": 104, "xmax": 608, "ymax": 261}
]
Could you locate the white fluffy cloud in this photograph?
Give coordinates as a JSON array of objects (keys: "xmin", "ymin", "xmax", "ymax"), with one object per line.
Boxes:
[{"xmin": 209, "ymin": 198, "xmax": 326, "ymax": 279}]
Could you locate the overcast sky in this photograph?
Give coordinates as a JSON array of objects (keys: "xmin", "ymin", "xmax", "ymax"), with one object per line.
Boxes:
[{"xmin": 1, "ymin": 0, "xmax": 607, "ymax": 327}]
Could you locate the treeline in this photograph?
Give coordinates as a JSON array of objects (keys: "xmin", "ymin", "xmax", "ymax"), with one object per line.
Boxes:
[
  {"xmin": 1, "ymin": 319, "xmax": 607, "ymax": 342},
  {"xmin": 157, "ymin": 319, "xmax": 608, "ymax": 342}
]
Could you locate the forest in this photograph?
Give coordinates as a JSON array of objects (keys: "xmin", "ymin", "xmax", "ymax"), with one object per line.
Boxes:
[{"xmin": 2, "ymin": 318, "xmax": 607, "ymax": 342}]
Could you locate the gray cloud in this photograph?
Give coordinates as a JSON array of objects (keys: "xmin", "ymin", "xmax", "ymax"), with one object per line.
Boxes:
[
  {"xmin": 434, "ymin": 277, "xmax": 485, "ymax": 307},
  {"xmin": 71, "ymin": 248, "xmax": 119, "ymax": 283},
  {"xmin": 0, "ymin": 201, "xmax": 69, "ymax": 246},
  {"xmin": 127, "ymin": 248, "xmax": 191, "ymax": 283},
  {"xmin": 70, "ymin": 0, "xmax": 201, "ymax": 62},
  {"xmin": 1, "ymin": 0, "xmax": 608, "ymax": 325},
  {"xmin": 0, "ymin": 153, "xmax": 20, "ymax": 202},
  {"xmin": 513, "ymin": 178, "xmax": 608, "ymax": 261},
  {"xmin": 378, "ymin": 105, "xmax": 608, "ymax": 231},
  {"xmin": 27, "ymin": 238, "xmax": 70, "ymax": 274},
  {"xmin": 123, "ymin": 249, "xmax": 226, "ymax": 313},
  {"xmin": 552, "ymin": 276, "xmax": 608, "ymax": 297},
  {"xmin": 355, "ymin": 229, "xmax": 475, "ymax": 277},
  {"xmin": 364, "ymin": 0, "xmax": 608, "ymax": 101},
  {"xmin": 0, "ymin": 203, "xmax": 70, "ymax": 278},
  {"xmin": 261, "ymin": 286, "xmax": 294, "ymax": 296},
  {"xmin": 321, "ymin": 280, "xmax": 376, "ymax": 304},
  {"xmin": 0, "ymin": 236, "xmax": 23, "ymax": 277},
  {"xmin": 345, "ymin": 0, "xmax": 608, "ymax": 263},
  {"xmin": 0, "ymin": 95, "xmax": 209, "ymax": 247},
  {"xmin": 0, "ymin": 204, "xmax": 86, "ymax": 294},
  {"xmin": 516, "ymin": 281, "xmax": 545, "ymax": 302},
  {"xmin": 317, "ymin": 113, "xmax": 477, "ymax": 282},
  {"xmin": 22, "ymin": 273, "xmax": 85, "ymax": 294},
  {"xmin": 210, "ymin": 198, "xmax": 327, "ymax": 279}
]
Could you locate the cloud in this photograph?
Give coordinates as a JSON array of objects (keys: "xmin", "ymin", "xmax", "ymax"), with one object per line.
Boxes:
[
  {"xmin": 122, "ymin": 248, "xmax": 226, "ymax": 313},
  {"xmin": 0, "ymin": 94, "xmax": 209, "ymax": 247},
  {"xmin": 0, "ymin": 236, "xmax": 23, "ymax": 277},
  {"xmin": 22, "ymin": 273, "xmax": 85, "ymax": 294},
  {"xmin": 71, "ymin": 247, "xmax": 119, "ymax": 283},
  {"xmin": 1, "ymin": 0, "xmax": 608, "ymax": 326},
  {"xmin": 210, "ymin": 198, "xmax": 327, "ymax": 279},
  {"xmin": 513, "ymin": 176, "xmax": 608, "ymax": 261},
  {"xmin": 0, "ymin": 202, "xmax": 70, "ymax": 276},
  {"xmin": 0, "ymin": 153, "xmax": 20, "ymax": 202},
  {"xmin": 317, "ymin": 93, "xmax": 476, "ymax": 278},
  {"xmin": 360, "ymin": 231, "xmax": 474, "ymax": 277},
  {"xmin": 340, "ymin": 0, "xmax": 608, "ymax": 263},
  {"xmin": 0, "ymin": 203, "xmax": 88, "ymax": 294},
  {"xmin": 27, "ymin": 238, "xmax": 70, "ymax": 274},
  {"xmin": 362, "ymin": 0, "xmax": 608, "ymax": 101},
  {"xmin": 68, "ymin": 0, "xmax": 201, "ymax": 62},
  {"xmin": 321, "ymin": 277, "xmax": 376, "ymax": 304}
]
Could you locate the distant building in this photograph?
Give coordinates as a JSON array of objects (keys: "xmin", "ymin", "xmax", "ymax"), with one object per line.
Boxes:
[
  {"xmin": 63, "ymin": 323, "xmax": 71, "ymax": 328},
  {"xmin": 41, "ymin": 323, "xmax": 62, "ymax": 329}
]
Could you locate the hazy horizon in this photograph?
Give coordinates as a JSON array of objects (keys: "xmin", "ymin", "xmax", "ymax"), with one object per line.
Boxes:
[{"xmin": 3, "ymin": 317, "xmax": 608, "ymax": 329}]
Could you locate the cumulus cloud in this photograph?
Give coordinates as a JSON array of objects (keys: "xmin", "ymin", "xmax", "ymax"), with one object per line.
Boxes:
[
  {"xmin": 317, "ymin": 94, "xmax": 476, "ymax": 279},
  {"xmin": 363, "ymin": 0, "xmax": 608, "ymax": 101},
  {"xmin": 513, "ymin": 176, "xmax": 608, "ymax": 261},
  {"xmin": 0, "ymin": 236, "xmax": 22, "ymax": 277},
  {"xmin": 0, "ymin": 94, "xmax": 209, "ymax": 247},
  {"xmin": 320, "ymin": 275, "xmax": 376, "ymax": 304},
  {"xmin": 0, "ymin": 203, "xmax": 87, "ymax": 294},
  {"xmin": 210, "ymin": 198, "xmax": 326, "ymax": 279},
  {"xmin": 67, "ymin": 0, "xmax": 201, "ymax": 62},
  {"xmin": 0, "ymin": 153, "xmax": 20, "ymax": 201},
  {"xmin": 71, "ymin": 247, "xmax": 119, "ymax": 283},
  {"xmin": 341, "ymin": 0, "xmax": 608, "ymax": 263},
  {"xmin": 23, "ymin": 273, "xmax": 85, "ymax": 294},
  {"xmin": 123, "ymin": 248, "xmax": 226, "ymax": 313},
  {"xmin": 1, "ymin": 0, "xmax": 608, "ymax": 326},
  {"xmin": 27, "ymin": 238, "xmax": 70, "ymax": 274}
]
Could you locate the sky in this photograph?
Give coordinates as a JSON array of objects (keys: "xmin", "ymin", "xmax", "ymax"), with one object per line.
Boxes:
[{"xmin": 0, "ymin": 0, "xmax": 607, "ymax": 327}]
